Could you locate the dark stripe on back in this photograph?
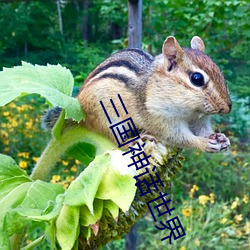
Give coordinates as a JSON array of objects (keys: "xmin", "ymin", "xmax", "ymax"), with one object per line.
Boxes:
[
  {"xmin": 125, "ymin": 48, "xmax": 154, "ymax": 62},
  {"xmin": 91, "ymin": 60, "xmax": 140, "ymax": 79},
  {"xmin": 96, "ymin": 73, "xmax": 130, "ymax": 85}
]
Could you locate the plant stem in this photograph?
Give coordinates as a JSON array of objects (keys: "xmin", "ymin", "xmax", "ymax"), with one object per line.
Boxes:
[{"xmin": 30, "ymin": 126, "xmax": 117, "ymax": 181}]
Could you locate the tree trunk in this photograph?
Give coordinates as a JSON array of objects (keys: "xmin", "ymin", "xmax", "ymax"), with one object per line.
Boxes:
[
  {"xmin": 56, "ymin": 0, "xmax": 63, "ymax": 36},
  {"xmin": 82, "ymin": 0, "xmax": 89, "ymax": 41},
  {"xmin": 125, "ymin": 223, "xmax": 137, "ymax": 250},
  {"xmin": 128, "ymin": 0, "xmax": 142, "ymax": 49}
]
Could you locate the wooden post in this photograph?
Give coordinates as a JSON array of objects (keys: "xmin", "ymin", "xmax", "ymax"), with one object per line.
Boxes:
[{"xmin": 128, "ymin": 0, "xmax": 142, "ymax": 49}]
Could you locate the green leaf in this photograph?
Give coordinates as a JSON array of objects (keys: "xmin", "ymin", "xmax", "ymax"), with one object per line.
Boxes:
[
  {"xmin": 0, "ymin": 62, "xmax": 85, "ymax": 122},
  {"xmin": 64, "ymin": 153, "xmax": 111, "ymax": 213},
  {"xmin": 1, "ymin": 181, "xmax": 64, "ymax": 239},
  {"xmin": 0, "ymin": 231, "xmax": 10, "ymax": 250},
  {"xmin": 103, "ymin": 200, "xmax": 119, "ymax": 219},
  {"xmin": 27, "ymin": 197, "xmax": 63, "ymax": 222},
  {"xmin": 56, "ymin": 205, "xmax": 80, "ymax": 250},
  {"xmin": 0, "ymin": 154, "xmax": 30, "ymax": 181},
  {"xmin": 65, "ymin": 142, "xmax": 96, "ymax": 165},
  {"xmin": 45, "ymin": 220, "xmax": 56, "ymax": 249},
  {"xmin": 80, "ymin": 226, "xmax": 92, "ymax": 240},
  {"xmin": 0, "ymin": 176, "xmax": 32, "ymax": 201},
  {"xmin": 79, "ymin": 199, "xmax": 103, "ymax": 226},
  {"xmin": 20, "ymin": 181, "xmax": 64, "ymax": 213},
  {"xmin": 0, "ymin": 182, "xmax": 32, "ymax": 218},
  {"xmin": 0, "ymin": 154, "xmax": 65, "ymax": 244},
  {"xmin": 96, "ymin": 165, "xmax": 136, "ymax": 212}
]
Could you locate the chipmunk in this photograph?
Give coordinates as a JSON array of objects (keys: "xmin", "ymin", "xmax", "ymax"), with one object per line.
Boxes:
[{"xmin": 43, "ymin": 36, "xmax": 232, "ymax": 153}]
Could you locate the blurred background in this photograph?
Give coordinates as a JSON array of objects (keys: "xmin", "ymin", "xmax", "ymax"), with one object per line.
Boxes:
[{"xmin": 0, "ymin": 0, "xmax": 249, "ymax": 249}]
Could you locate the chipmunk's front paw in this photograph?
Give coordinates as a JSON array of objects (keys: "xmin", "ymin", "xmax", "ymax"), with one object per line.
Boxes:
[
  {"xmin": 206, "ymin": 133, "xmax": 230, "ymax": 152},
  {"xmin": 140, "ymin": 133, "xmax": 156, "ymax": 143}
]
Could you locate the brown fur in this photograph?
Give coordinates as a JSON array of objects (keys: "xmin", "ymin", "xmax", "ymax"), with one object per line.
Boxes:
[{"xmin": 77, "ymin": 36, "xmax": 231, "ymax": 152}]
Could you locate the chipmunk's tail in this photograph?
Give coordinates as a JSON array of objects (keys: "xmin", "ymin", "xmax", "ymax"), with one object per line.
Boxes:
[{"xmin": 41, "ymin": 106, "xmax": 62, "ymax": 130}]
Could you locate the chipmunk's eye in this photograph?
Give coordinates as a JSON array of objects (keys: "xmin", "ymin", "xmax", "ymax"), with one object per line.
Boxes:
[{"xmin": 190, "ymin": 72, "xmax": 204, "ymax": 87}]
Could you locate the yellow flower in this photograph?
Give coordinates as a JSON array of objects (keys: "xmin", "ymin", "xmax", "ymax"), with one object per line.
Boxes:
[
  {"xmin": 244, "ymin": 221, "xmax": 250, "ymax": 234},
  {"xmin": 9, "ymin": 102, "xmax": 16, "ymax": 108},
  {"xmin": 243, "ymin": 195, "xmax": 248, "ymax": 204},
  {"xmin": 11, "ymin": 119, "xmax": 18, "ymax": 127},
  {"xmin": 3, "ymin": 138, "xmax": 9, "ymax": 145},
  {"xmin": 32, "ymin": 157, "xmax": 39, "ymax": 162},
  {"xmin": 0, "ymin": 130, "xmax": 8, "ymax": 138},
  {"xmin": 26, "ymin": 121, "xmax": 33, "ymax": 129},
  {"xmin": 209, "ymin": 193, "xmax": 215, "ymax": 204},
  {"xmin": 66, "ymin": 176, "xmax": 75, "ymax": 182},
  {"xmin": 18, "ymin": 152, "xmax": 30, "ymax": 159},
  {"xmin": 4, "ymin": 147, "xmax": 10, "ymax": 152},
  {"xmin": 194, "ymin": 238, "xmax": 201, "ymax": 247},
  {"xmin": 220, "ymin": 217, "xmax": 228, "ymax": 224},
  {"xmin": 19, "ymin": 161, "xmax": 28, "ymax": 169},
  {"xmin": 198, "ymin": 195, "xmax": 210, "ymax": 206},
  {"xmin": 62, "ymin": 160, "xmax": 69, "ymax": 166},
  {"xmin": 17, "ymin": 105, "xmax": 30, "ymax": 112},
  {"xmin": 231, "ymin": 197, "xmax": 240, "ymax": 209},
  {"xmin": 189, "ymin": 184, "xmax": 199, "ymax": 197},
  {"xmin": 182, "ymin": 207, "xmax": 192, "ymax": 217},
  {"xmin": 75, "ymin": 159, "xmax": 81, "ymax": 165},
  {"xmin": 3, "ymin": 111, "xmax": 9, "ymax": 116},
  {"xmin": 236, "ymin": 229, "xmax": 242, "ymax": 237},
  {"xmin": 179, "ymin": 247, "xmax": 186, "ymax": 250},
  {"xmin": 51, "ymin": 175, "xmax": 61, "ymax": 183},
  {"xmin": 232, "ymin": 150, "xmax": 237, "ymax": 156},
  {"xmin": 234, "ymin": 214, "xmax": 243, "ymax": 224},
  {"xmin": 221, "ymin": 162, "xmax": 228, "ymax": 167},
  {"xmin": 70, "ymin": 165, "xmax": 77, "ymax": 172}
]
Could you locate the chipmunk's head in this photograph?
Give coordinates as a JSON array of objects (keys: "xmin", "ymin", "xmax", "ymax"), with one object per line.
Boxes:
[{"xmin": 150, "ymin": 36, "xmax": 232, "ymax": 117}]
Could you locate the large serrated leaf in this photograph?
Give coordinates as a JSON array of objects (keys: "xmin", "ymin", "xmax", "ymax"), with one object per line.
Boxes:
[
  {"xmin": 0, "ymin": 154, "xmax": 65, "ymax": 247},
  {"xmin": 0, "ymin": 62, "xmax": 84, "ymax": 121}
]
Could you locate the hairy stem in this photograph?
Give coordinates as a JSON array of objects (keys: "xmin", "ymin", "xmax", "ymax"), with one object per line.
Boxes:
[{"xmin": 30, "ymin": 126, "xmax": 117, "ymax": 181}]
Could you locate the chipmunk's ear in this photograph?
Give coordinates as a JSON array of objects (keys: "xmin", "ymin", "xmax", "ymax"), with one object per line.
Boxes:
[
  {"xmin": 162, "ymin": 36, "xmax": 184, "ymax": 63},
  {"xmin": 191, "ymin": 36, "xmax": 205, "ymax": 52}
]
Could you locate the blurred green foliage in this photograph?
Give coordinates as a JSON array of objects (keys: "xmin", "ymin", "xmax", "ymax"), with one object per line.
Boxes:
[{"xmin": 0, "ymin": 0, "xmax": 249, "ymax": 98}]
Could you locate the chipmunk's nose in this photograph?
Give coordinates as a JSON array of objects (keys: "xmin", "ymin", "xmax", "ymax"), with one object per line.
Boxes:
[{"xmin": 219, "ymin": 101, "xmax": 232, "ymax": 114}]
